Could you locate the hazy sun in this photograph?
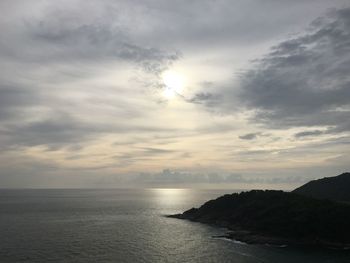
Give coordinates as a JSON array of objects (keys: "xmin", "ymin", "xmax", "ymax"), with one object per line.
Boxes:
[{"xmin": 161, "ymin": 70, "xmax": 186, "ymax": 99}]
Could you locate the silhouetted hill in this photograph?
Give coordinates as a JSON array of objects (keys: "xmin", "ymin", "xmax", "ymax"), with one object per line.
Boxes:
[
  {"xmin": 169, "ymin": 190, "xmax": 350, "ymax": 248},
  {"xmin": 293, "ymin": 172, "xmax": 350, "ymax": 203}
]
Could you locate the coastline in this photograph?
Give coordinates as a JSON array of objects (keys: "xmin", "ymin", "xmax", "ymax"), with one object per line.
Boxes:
[{"xmin": 167, "ymin": 214, "xmax": 350, "ymax": 250}]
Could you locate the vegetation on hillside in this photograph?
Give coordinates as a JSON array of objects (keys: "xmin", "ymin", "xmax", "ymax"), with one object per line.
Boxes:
[
  {"xmin": 293, "ymin": 172, "xmax": 350, "ymax": 203},
  {"xmin": 170, "ymin": 190, "xmax": 350, "ymax": 246}
]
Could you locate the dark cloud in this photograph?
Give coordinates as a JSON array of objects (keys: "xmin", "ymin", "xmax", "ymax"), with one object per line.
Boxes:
[
  {"xmin": 140, "ymin": 147, "xmax": 175, "ymax": 155},
  {"xmin": 115, "ymin": 0, "xmax": 349, "ymax": 50},
  {"xmin": 3, "ymin": 113, "xmax": 99, "ymax": 149},
  {"xmin": 188, "ymin": 92, "xmax": 222, "ymax": 108},
  {"xmin": 25, "ymin": 19, "xmax": 179, "ymax": 74},
  {"xmin": 239, "ymin": 133, "xmax": 260, "ymax": 140},
  {"xmin": 0, "ymin": 85, "xmax": 41, "ymax": 121},
  {"xmin": 238, "ymin": 7, "xmax": 350, "ymax": 131},
  {"xmin": 294, "ymin": 130, "xmax": 324, "ymax": 138},
  {"xmin": 196, "ymin": 7, "xmax": 350, "ymax": 134},
  {"xmin": 1, "ymin": 112, "xmax": 179, "ymax": 151},
  {"xmin": 0, "ymin": 1, "xmax": 180, "ymax": 77}
]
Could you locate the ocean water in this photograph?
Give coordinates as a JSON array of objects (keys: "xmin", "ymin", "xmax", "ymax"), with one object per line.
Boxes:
[{"xmin": 0, "ymin": 189, "xmax": 349, "ymax": 263}]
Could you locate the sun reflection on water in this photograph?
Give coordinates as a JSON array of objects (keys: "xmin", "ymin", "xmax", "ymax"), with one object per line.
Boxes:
[{"xmin": 151, "ymin": 188, "xmax": 191, "ymax": 209}]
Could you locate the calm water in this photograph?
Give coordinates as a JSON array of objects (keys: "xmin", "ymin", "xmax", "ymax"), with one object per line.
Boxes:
[{"xmin": 0, "ymin": 189, "xmax": 349, "ymax": 263}]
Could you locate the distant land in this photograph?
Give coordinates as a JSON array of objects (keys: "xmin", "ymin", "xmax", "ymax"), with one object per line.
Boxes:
[{"xmin": 168, "ymin": 172, "xmax": 350, "ymax": 249}]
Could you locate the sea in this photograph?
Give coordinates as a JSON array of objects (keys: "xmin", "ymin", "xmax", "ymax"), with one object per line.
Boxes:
[{"xmin": 0, "ymin": 189, "xmax": 349, "ymax": 263}]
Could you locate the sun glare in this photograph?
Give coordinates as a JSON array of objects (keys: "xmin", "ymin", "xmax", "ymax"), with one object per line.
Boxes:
[{"xmin": 161, "ymin": 70, "xmax": 185, "ymax": 99}]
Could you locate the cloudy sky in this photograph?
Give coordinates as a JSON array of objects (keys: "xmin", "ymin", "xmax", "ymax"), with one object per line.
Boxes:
[{"xmin": 1, "ymin": 0, "xmax": 349, "ymax": 188}]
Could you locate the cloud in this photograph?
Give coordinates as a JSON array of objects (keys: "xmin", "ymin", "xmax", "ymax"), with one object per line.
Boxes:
[
  {"xmin": 0, "ymin": 110, "xmax": 180, "ymax": 151},
  {"xmin": 4, "ymin": 9, "xmax": 178, "ymax": 74},
  {"xmin": 195, "ymin": 7, "xmax": 350, "ymax": 134},
  {"xmin": 294, "ymin": 130, "xmax": 324, "ymax": 138},
  {"xmin": 0, "ymin": 85, "xmax": 41, "ymax": 121},
  {"xmin": 130, "ymin": 169, "xmax": 313, "ymax": 188},
  {"xmin": 140, "ymin": 147, "xmax": 175, "ymax": 155},
  {"xmin": 238, "ymin": 8, "xmax": 350, "ymax": 131},
  {"xmin": 1, "ymin": 1, "xmax": 349, "ymax": 188},
  {"xmin": 239, "ymin": 133, "xmax": 260, "ymax": 140},
  {"xmin": 188, "ymin": 92, "xmax": 222, "ymax": 108},
  {"xmin": 4, "ymin": 113, "xmax": 99, "ymax": 149},
  {"xmin": 30, "ymin": 22, "xmax": 178, "ymax": 74},
  {"xmin": 0, "ymin": 2, "xmax": 181, "ymax": 152},
  {"xmin": 135, "ymin": 169, "xmax": 245, "ymax": 185}
]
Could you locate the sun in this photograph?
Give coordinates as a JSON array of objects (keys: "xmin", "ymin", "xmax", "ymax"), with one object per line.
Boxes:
[{"xmin": 161, "ymin": 70, "xmax": 185, "ymax": 99}]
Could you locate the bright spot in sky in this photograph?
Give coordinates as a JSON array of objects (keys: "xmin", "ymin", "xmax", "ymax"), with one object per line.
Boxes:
[{"xmin": 161, "ymin": 70, "xmax": 186, "ymax": 99}]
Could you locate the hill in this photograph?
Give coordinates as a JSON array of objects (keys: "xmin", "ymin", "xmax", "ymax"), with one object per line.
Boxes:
[
  {"xmin": 293, "ymin": 172, "xmax": 350, "ymax": 202},
  {"xmin": 168, "ymin": 190, "xmax": 350, "ymax": 248}
]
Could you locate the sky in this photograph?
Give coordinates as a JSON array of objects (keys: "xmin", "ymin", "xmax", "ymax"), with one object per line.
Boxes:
[{"xmin": 0, "ymin": 0, "xmax": 349, "ymax": 189}]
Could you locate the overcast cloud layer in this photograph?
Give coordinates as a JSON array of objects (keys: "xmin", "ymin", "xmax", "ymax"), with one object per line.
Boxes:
[{"xmin": 0, "ymin": 0, "xmax": 349, "ymax": 188}]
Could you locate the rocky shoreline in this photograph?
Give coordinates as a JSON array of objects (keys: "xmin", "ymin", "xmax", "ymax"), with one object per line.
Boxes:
[
  {"xmin": 215, "ymin": 230, "xmax": 350, "ymax": 250},
  {"xmin": 168, "ymin": 213, "xmax": 350, "ymax": 250}
]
